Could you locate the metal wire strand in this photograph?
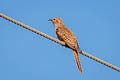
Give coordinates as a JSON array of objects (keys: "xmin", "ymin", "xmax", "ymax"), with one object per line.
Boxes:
[{"xmin": 0, "ymin": 13, "xmax": 120, "ymax": 72}]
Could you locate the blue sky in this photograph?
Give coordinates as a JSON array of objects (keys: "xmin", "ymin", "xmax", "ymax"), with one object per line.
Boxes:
[{"xmin": 0, "ymin": 0, "xmax": 120, "ymax": 80}]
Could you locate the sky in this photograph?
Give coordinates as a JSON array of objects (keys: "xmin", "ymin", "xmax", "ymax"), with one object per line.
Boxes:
[{"xmin": 0, "ymin": 0, "xmax": 120, "ymax": 80}]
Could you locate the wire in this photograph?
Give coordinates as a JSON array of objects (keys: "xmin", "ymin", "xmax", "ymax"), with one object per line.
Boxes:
[{"xmin": 0, "ymin": 13, "xmax": 120, "ymax": 72}]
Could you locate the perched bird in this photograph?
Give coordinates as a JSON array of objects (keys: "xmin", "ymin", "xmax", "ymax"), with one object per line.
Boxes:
[{"xmin": 48, "ymin": 17, "xmax": 82, "ymax": 73}]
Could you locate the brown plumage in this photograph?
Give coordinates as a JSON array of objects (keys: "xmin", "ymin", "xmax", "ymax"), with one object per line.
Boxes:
[{"xmin": 48, "ymin": 17, "xmax": 82, "ymax": 73}]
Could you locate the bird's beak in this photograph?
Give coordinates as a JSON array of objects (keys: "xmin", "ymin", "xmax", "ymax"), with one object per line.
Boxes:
[{"xmin": 48, "ymin": 19, "xmax": 52, "ymax": 21}]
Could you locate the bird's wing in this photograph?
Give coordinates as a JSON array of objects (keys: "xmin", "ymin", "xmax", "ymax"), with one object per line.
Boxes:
[
  {"xmin": 72, "ymin": 50, "xmax": 82, "ymax": 73},
  {"xmin": 56, "ymin": 26, "xmax": 79, "ymax": 51}
]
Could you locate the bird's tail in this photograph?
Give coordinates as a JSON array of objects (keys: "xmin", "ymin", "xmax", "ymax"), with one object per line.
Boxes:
[{"xmin": 72, "ymin": 50, "xmax": 82, "ymax": 74}]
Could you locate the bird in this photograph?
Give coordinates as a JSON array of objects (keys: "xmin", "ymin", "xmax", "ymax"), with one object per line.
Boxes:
[{"xmin": 48, "ymin": 17, "xmax": 82, "ymax": 73}]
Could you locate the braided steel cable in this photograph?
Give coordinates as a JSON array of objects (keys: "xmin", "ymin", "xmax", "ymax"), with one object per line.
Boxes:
[{"xmin": 0, "ymin": 13, "xmax": 120, "ymax": 72}]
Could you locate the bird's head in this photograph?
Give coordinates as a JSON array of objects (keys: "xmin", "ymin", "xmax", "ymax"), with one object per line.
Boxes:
[{"xmin": 48, "ymin": 17, "xmax": 63, "ymax": 24}]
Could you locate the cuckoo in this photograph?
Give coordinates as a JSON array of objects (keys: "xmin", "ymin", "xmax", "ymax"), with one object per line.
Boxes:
[{"xmin": 48, "ymin": 17, "xmax": 82, "ymax": 73}]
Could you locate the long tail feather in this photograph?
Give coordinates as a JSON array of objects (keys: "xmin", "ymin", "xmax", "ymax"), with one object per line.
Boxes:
[{"xmin": 72, "ymin": 50, "xmax": 82, "ymax": 73}]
